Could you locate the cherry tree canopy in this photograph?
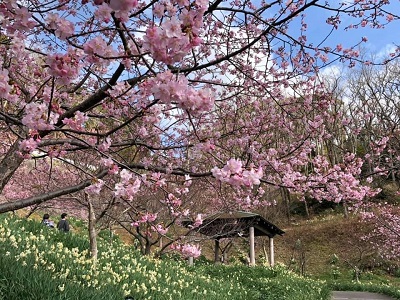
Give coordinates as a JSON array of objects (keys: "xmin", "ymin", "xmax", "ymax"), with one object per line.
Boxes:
[{"xmin": 0, "ymin": 0, "xmax": 398, "ymax": 220}]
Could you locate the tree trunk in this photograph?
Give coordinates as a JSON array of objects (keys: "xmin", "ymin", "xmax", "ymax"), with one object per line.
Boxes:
[
  {"xmin": 304, "ymin": 199, "xmax": 310, "ymax": 219},
  {"xmin": 0, "ymin": 140, "xmax": 24, "ymax": 193},
  {"xmin": 262, "ymin": 238, "xmax": 269, "ymax": 265},
  {"xmin": 87, "ymin": 195, "xmax": 98, "ymax": 261},
  {"xmin": 343, "ymin": 200, "xmax": 349, "ymax": 218},
  {"xmin": 283, "ymin": 187, "xmax": 291, "ymax": 223},
  {"xmin": 390, "ymin": 152, "xmax": 396, "ymax": 183},
  {"xmin": 221, "ymin": 240, "xmax": 233, "ymax": 264},
  {"xmin": 144, "ymin": 240, "xmax": 152, "ymax": 255}
]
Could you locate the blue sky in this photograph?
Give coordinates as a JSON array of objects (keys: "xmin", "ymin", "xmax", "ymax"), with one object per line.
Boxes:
[{"xmin": 300, "ymin": 2, "xmax": 400, "ymax": 60}]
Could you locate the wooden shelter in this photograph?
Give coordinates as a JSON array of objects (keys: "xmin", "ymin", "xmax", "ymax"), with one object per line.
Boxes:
[{"xmin": 182, "ymin": 211, "xmax": 285, "ymax": 266}]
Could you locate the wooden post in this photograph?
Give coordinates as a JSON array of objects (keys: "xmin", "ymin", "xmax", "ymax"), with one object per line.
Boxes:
[
  {"xmin": 214, "ymin": 239, "xmax": 220, "ymax": 264},
  {"xmin": 188, "ymin": 256, "xmax": 194, "ymax": 266},
  {"xmin": 249, "ymin": 226, "xmax": 255, "ymax": 266},
  {"xmin": 269, "ymin": 237, "xmax": 274, "ymax": 267}
]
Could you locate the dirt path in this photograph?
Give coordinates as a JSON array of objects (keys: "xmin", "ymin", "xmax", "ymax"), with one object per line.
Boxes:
[{"xmin": 332, "ymin": 291, "xmax": 395, "ymax": 300}]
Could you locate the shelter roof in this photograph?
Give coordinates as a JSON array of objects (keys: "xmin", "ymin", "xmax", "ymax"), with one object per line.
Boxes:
[{"xmin": 182, "ymin": 211, "xmax": 285, "ymax": 239}]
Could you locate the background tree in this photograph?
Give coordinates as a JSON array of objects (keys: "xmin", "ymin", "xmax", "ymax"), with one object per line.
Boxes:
[{"xmin": 338, "ymin": 59, "xmax": 400, "ymax": 262}]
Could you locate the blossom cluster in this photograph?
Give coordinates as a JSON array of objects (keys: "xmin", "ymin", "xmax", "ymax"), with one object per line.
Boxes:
[
  {"xmin": 171, "ymin": 243, "xmax": 201, "ymax": 258},
  {"xmin": 114, "ymin": 169, "xmax": 141, "ymax": 200},
  {"xmin": 18, "ymin": 137, "xmax": 40, "ymax": 156},
  {"xmin": 131, "ymin": 212, "xmax": 157, "ymax": 227},
  {"xmin": 83, "ymin": 36, "xmax": 116, "ymax": 64},
  {"xmin": 211, "ymin": 159, "xmax": 263, "ymax": 188},
  {"xmin": 85, "ymin": 178, "xmax": 105, "ymax": 195},
  {"xmin": 0, "ymin": 69, "xmax": 11, "ymax": 96},
  {"xmin": 143, "ymin": 70, "xmax": 214, "ymax": 114},
  {"xmin": 142, "ymin": 0, "xmax": 207, "ymax": 64},
  {"xmin": 46, "ymin": 52, "xmax": 80, "ymax": 84},
  {"xmin": 62, "ymin": 111, "xmax": 88, "ymax": 131},
  {"xmin": 21, "ymin": 102, "xmax": 59, "ymax": 130},
  {"xmin": 46, "ymin": 13, "xmax": 74, "ymax": 40},
  {"xmin": 2, "ymin": 2, "xmax": 35, "ymax": 32}
]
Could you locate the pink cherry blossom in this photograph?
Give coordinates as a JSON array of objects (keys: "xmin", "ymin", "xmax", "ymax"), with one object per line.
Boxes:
[
  {"xmin": 19, "ymin": 138, "xmax": 39, "ymax": 154},
  {"xmin": 141, "ymin": 213, "xmax": 157, "ymax": 222},
  {"xmin": 152, "ymin": 224, "xmax": 168, "ymax": 235},
  {"xmin": 98, "ymin": 137, "xmax": 112, "ymax": 152},
  {"xmin": 386, "ymin": 14, "xmax": 394, "ymax": 22},
  {"xmin": 85, "ymin": 179, "xmax": 104, "ymax": 194},
  {"xmin": 113, "ymin": 169, "xmax": 141, "ymax": 200},
  {"xmin": 360, "ymin": 203, "xmax": 400, "ymax": 260},
  {"xmin": 0, "ymin": 69, "xmax": 11, "ymax": 95},
  {"xmin": 62, "ymin": 111, "xmax": 88, "ymax": 131},
  {"xmin": 12, "ymin": 7, "xmax": 35, "ymax": 31},
  {"xmin": 172, "ymin": 243, "xmax": 201, "ymax": 258},
  {"xmin": 46, "ymin": 53, "xmax": 79, "ymax": 84},
  {"xmin": 95, "ymin": 3, "xmax": 113, "ymax": 22},
  {"xmin": 83, "ymin": 36, "xmax": 115, "ymax": 64},
  {"xmin": 46, "ymin": 14, "xmax": 74, "ymax": 40},
  {"xmin": 212, "ymin": 160, "xmax": 263, "ymax": 188},
  {"xmin": 108, "ymin": 0, "xmax": 138, "ymax": 12},
  {"xmin": 180, "ymin": 243, "xmax": 201, "ymax": 258},
  {"xmin": 225, "ymin": 158, "xmax": 242, "ymax": 173},
  {"xmin": 22, "ymin": 102, "xmax": 59, "ymax": 130},
  {"xmin": 143, "ymin": 70, "xmax": 214, "ymax": 114}
]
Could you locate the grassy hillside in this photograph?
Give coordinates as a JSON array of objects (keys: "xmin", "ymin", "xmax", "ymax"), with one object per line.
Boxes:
[
  {"xmin": 1, "ymin": 212, "xmax": 399, "ymax": 300},
  {"xmin": 275, "ymin": 213, "xmax": 400, "ymax": 286},
  {"xmin": 0, "ymin": 213, "xmax": 331, "ymax": 300},
  {"xmin": 276, "ymin": 214, "xmax": 369, "ymax": 274}
]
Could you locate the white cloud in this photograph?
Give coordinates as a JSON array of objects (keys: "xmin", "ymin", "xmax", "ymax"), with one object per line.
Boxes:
[{"xmin": 376, "ymin": 43, "xmax": 397, "ymax": 60}]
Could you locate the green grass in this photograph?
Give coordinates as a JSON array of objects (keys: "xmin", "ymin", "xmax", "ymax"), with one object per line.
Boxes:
[
  {"xmin": 327, "ymin": 280, "xmax": 400, "ymax": 299},
  {"xmin": 194, "ymin": 264, "xmax": 331, "ymax": 300}
]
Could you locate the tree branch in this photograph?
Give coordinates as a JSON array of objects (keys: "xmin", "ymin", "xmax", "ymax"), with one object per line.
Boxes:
[{"xmin": 0, "ymin": 169, "xmax": 109, "ymax": 213}]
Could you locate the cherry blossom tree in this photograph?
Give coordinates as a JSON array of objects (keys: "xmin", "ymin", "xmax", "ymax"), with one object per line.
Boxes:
[
  {"xmin": 0, "ymin": 0, "xmax": 399, "ymax": 256},
  {"xmin": 360, "ymin": 203, "xmax": 400, "ymax": 261}
]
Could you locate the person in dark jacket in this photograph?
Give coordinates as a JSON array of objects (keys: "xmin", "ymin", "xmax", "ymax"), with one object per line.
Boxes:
[{"xmin": 57, "ymin": 213, "xmax": 70, "ymax": 232}]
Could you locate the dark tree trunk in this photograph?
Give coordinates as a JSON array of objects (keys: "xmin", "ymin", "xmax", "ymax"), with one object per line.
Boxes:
[{"xmin": 0, "ymin": 140, "xmax": 24, "ymax": 193}]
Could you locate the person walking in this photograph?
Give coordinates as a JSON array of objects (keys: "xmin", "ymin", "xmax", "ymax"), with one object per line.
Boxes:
[{"xmin": 57, "ymin": 213, "xmax": 70, "ymax": 232}]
